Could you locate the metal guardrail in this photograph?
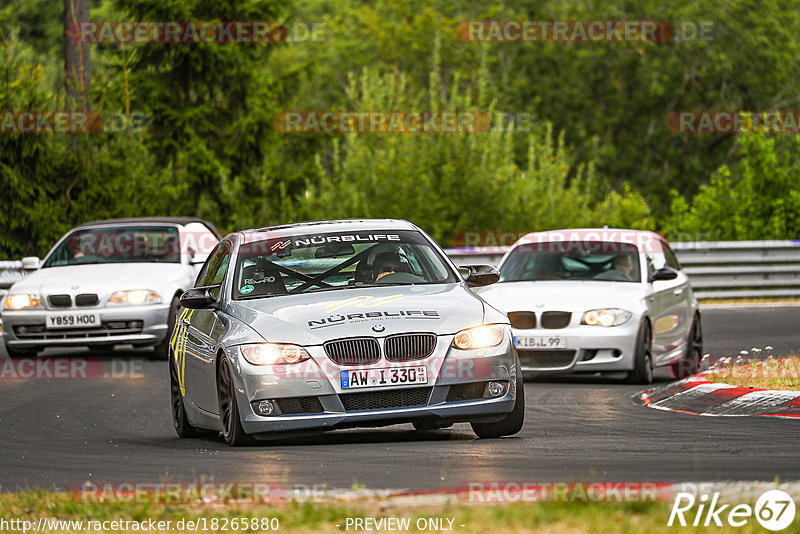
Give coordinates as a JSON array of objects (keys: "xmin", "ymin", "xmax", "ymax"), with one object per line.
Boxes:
[
  {"xmin": 445, "ymin": 240, "xmax": 800, "ymax": 300},
  {"xmin": 2, "ymin": 240, "xmax": 800, "ymax": 299}
]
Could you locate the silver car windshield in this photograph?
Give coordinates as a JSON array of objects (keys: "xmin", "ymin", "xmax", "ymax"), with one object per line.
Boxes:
[
  {"xmin": 42, "ymin": 226, "xmax": 181, "ymax": 267},
  {"xmin": 233, "ymin": 230, "xmax": 458, "ymax": 299},
  {"xmin": 499, "ymin": 241, "xmax": 641, "ymax": 283}
]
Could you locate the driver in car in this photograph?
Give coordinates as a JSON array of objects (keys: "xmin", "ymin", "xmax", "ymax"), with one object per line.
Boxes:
[
  {"xmin": 611, "ymin": 254, "xmax": 635, "ymax": 281},
  {"xmin": 374, "ymin": 251, "xmax": 407, "ymax": 281}
]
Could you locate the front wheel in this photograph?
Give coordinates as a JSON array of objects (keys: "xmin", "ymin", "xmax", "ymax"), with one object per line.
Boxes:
[
  {"xmin": 471, "ymin": 362, "xmax": 525, "ymax": 439},
  {"xmin": 217, "ymin": 354, "xmax": 254, "ymax": 446},
  {"xmin": 626, "ymin": 320, "xmax": 654, "ymax": 385},
  {"xmin": 170, "ymin": 353, "xmax": 200, "ymax": 438}
]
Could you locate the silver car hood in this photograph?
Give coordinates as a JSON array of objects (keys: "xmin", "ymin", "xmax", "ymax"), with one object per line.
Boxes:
[
  {"xmin": 10, "ymin": 263, "xmax": 187, "ymax": 296},
  {"xmin": 226, "ymin": 283, "xmax": 486, "ymax": 346},
  {"xmin": 476, "ymin": 280, "xmax": 647, "ymax": 313}
]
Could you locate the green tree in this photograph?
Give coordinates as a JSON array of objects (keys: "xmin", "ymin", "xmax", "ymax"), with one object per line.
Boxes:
[
  {"xmin": 664, "ymin": 133, "xmax": 800, "ymax": 240},
  {"xmin": 292, "ymin": 57, "xmax": 652, "ymax": 245},
  {"xmin": 113, "ymin": 0, "xmax": 291, "ymax": 223}
]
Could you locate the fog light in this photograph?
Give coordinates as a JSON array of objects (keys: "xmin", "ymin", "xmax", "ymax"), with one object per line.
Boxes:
[
  {"xmin": 487, "ymin": 381, "xmax": 506, "ymax": 398},
  {"xmin": 256, "ymin": 400, "xmax": 275, "ymax": 416}
]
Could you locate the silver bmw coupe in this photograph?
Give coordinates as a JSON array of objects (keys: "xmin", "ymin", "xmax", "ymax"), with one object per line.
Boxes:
[{"xmin": 170, "ymin": 219, "xmax": 524, "ymax": 445}]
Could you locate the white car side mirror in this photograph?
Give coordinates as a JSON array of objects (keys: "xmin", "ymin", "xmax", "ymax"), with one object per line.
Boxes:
[{"xmin": 21, "ymin": 256, "xmax": 41, "ymax": 270}]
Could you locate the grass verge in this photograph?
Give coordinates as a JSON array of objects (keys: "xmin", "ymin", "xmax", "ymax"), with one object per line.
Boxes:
[
  {"xmin": 705, "ymin": 356, "xmax": 800, "ymax": 391},
  {"xmin": 1, "ymin": 490, "xmax": 798, "ymax": 533}
]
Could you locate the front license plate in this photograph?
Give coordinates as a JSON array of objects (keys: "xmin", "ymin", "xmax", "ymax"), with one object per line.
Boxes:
[
  {"xmin": 46, "ymin": 312, "xmax": 101, "ymax": 329},
  {"xmin": 514, "ymin": 336, "xmax": 565, "ymax": 349},
  {"xmin": 341, "ymin": 365, "xmax": 428, "ymax": 389}
]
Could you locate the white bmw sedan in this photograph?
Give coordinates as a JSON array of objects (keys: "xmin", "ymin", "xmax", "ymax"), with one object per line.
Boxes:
[
  {"xmin": 475, "ymin": 229, "xmax": 702, "ymax": 384},
  {"xmin": 2, "ymin": 217, "xmax": 219, "ymax": 359}
]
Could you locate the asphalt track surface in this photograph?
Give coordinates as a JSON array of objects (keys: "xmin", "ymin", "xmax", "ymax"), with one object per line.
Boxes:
[{"xmin": 1, "ymin": 306, "xmax": 798, "ymax": 493}]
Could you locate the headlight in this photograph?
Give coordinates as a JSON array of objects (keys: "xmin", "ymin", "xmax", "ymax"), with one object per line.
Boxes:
[
  {"xmin": 240, "ymin": 343, "xmax": 311, "ymax": 365},
  {"xmin": 3, "ymin": 294, "xmax": 42, "ymax": 310},
  {"xmin": 582, "ymin": 308, "xmax": 632, "ymax": 327},
  {"xmin": 452, "ymin": 324, "xmax": 505, "ymax": 350},
  {"xmin": 108, "ymin": 290, "xmax": 161, "ymax": 306}
]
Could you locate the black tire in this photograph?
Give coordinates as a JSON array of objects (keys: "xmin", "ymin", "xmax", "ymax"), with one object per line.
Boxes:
[
  {"xmin": 669, "ymin": 316, "xmax": 703, "ymax": 379},
  {"xmin": 170, "ymin": 353, "xmax": 200, "ymax": 438},
  {"xmin": 148, "ymin": 296, "xmax": 181, "ymax": 361},
  {"xmin": 217, "ymin": 354, "xmax": 255, "ymax": 446},
  {"xmin": 4, "ymin": 345, "xmax": 39, "ymax": 358},
  {"xmin": 626, "ymin": 320, "xmax": 654, "ymax": 385},
  {"xmin": 470, "ymin": 361, "xmax": 525, "ymax": 439},
  {"xmin": 412, "ymin": 420, "xmax": 453, "ymax": 431}
]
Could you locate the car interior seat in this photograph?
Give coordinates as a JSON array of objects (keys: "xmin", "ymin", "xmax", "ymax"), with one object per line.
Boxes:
[{"xmin": 239, "ymin": 259, "xmax": 287, "ymax": 296}]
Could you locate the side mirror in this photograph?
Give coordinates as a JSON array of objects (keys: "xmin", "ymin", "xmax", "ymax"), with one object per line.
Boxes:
[
  {"xmin": 649, "ymin": 266, "xmax": 679, "ymax": 283},
  {"xmin": 180, "ymin": 285, "xmax": 220, "ymax": 309},
  {"xmin": 459, "ymin": 265, "xmax": 501, "ymax": 288},
  {"xmin": 21, "ymin": 257, "xmax": 41, "ymax": 270}
]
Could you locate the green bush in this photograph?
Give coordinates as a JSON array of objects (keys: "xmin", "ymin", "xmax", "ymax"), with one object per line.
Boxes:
[
  {"xmin": 665, "ymin": 133, "xmax": 800, "ymax": 240},
  {"xmin": 290, "ymin": 47, "xmax": 652, "ymax": 246}
]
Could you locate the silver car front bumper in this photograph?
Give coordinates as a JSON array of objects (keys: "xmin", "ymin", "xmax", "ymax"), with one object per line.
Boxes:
[
  {"xmin": 229, "ymin": 336, "xmax": 518, "ymax": 435},
  {"xmin": 513, "ymin": 320, "xmax": 640, "ymax": 373},
  {"xmin": 1, "ymin": 303, "xmax": 171, "ymax": 349}
]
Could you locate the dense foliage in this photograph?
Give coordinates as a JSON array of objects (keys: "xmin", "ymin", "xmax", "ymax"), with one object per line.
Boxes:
[{"xmin": 2, "ymin": 0, "xmax": 800, "ymax": 256}]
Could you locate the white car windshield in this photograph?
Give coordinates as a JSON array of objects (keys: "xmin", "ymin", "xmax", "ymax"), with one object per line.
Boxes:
[
  {"xmin": 232, "ymin": 230, "xmax": 458, "ymax": 299},
  {"xmin": 499, "ymin": 241, "xmax": 642, "ymax": 283},
  {"xmin": 42, "ymin": 226, "xmax": 181, "ymax": 267}
]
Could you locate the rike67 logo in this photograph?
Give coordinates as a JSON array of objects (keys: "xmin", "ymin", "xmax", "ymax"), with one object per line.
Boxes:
[{"xmin": 669, "ymin": 489, "xmax": 796, "ymax": 530}]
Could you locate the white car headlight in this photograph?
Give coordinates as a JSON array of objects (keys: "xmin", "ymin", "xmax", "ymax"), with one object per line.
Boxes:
[
  {"xmin": 452, "ymin": 324, "xmax": 505, "ymax": 350},
  {"xmin": 108, "ymin": 290, "xmax": 161, "ymax": 306},
  {"xmin": 582, "ymin": 308, "xmax": 632, "ymax": 327},
  {"xmin": 240, "ymin": 343, "xmax": 311, "ymax": 365},
  {"xmin": 3, "ymin": 294, "xmax": 42, "ymax": 310}
]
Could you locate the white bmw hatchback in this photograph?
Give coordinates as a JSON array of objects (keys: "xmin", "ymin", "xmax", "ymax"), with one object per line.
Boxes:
[{"xmin": 476, "ymin": 229, "xmax": 702, "ymax": 384}]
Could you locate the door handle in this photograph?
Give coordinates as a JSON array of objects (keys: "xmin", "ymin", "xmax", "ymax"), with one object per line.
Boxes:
[{"xmin": 673, "ymin": 287, "xmax": 684, "ymax": 295}]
